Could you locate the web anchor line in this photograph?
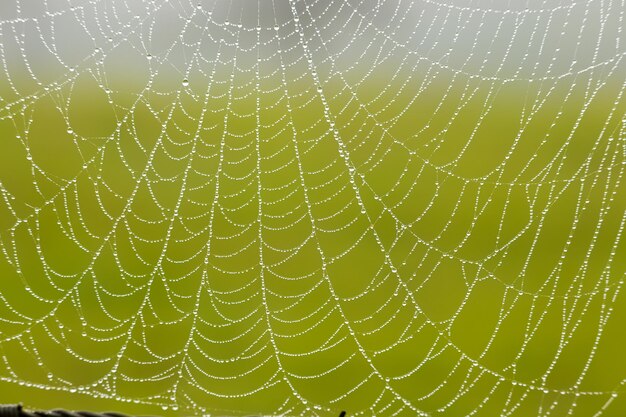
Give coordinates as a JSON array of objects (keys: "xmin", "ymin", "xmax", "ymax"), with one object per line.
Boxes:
[
  {"xmin": 0, "ymin": 405, "xmax": 134, "ymax": 417},
  {"xmin": 0, "ymin": 406, "xmax": 348, "ymax": 417}
]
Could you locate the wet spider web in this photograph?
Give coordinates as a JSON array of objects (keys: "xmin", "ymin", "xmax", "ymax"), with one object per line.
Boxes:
[{"xmin": 1, "ymin": 0, "xmax": 626, "ymax": 416}]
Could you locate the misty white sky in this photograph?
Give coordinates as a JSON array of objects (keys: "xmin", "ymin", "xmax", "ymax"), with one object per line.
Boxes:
[{"xmin": 0, "ymin": 0, "xmax": 623, "ymax": 94}]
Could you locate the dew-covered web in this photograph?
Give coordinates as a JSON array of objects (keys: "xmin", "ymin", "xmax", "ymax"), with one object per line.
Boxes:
[{"xmin": 1, "ymin": 0, "xmax": 626, "ymax": 416}]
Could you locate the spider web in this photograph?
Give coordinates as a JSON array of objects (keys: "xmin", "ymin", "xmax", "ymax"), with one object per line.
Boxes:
[{"xmin": 1, "ymin": 0, "xmax": 626, "ymax": 415}]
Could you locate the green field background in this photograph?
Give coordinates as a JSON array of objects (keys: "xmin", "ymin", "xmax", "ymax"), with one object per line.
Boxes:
[{"xmin": 1, "ymin": 60, "xmax": 626, "ymax": 417}]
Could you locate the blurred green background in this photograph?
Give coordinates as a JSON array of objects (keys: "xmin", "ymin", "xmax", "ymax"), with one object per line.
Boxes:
[{"xmin": 1, "ymin": 32, "xmax": 626, "ymax": 417}]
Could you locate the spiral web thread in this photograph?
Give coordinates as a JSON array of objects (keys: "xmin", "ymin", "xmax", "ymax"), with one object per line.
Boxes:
[{"xmin": 0, "ymin": 0, "xmax": 626, "ymax": 416}]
